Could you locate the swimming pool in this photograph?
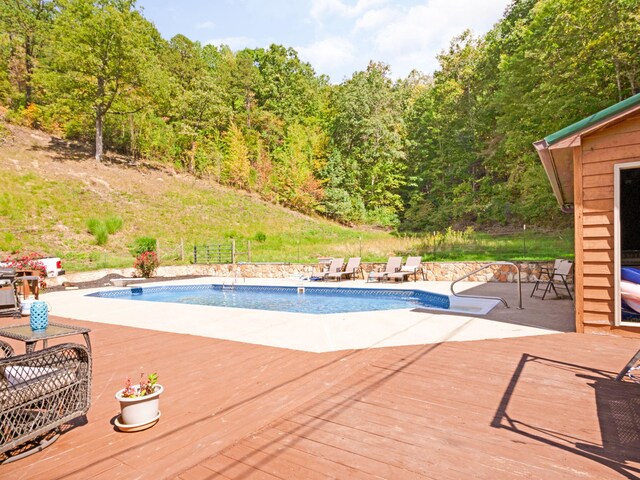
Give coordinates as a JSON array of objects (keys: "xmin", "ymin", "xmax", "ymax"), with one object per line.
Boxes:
[{"xmin": 88, "ymin": 284, "xmax": 450, "ymax": 314}]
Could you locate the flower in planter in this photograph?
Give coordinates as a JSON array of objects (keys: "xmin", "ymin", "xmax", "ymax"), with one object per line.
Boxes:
[{"xmin": 121, "ymin": 372, "xmax": 158, "ymax": 398}]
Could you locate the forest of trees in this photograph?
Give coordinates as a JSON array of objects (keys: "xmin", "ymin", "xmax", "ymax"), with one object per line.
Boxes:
[{"xmin": 1, "ymin": 0, "xmax": 639, "ymax": 231}]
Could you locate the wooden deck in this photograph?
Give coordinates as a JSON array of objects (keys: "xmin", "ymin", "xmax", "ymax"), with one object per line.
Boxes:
[{"xmin": 2, "ymin": 316, "xmax": 640, "ymax": 479}]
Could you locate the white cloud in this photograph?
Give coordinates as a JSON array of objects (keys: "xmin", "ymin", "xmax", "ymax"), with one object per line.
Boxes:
[
  {"xmin": 201, "ymin": 0, "xmax": 508, "ymax": 81},
  {"xmin": 196, "ymin": 20, "xmax": 216, "ymax": 30},
  {"xmin": 311, "ymin": 0, "xmax": 389, "ymax": 19},
  {"xmin": 300, "ymin": 0, "xmax": 509, "ymax": 80},
  {"xmin": 297, "ymin": 37, "xmax": 357, "ymax": 80},
  {"xmin": 205, "ymin": 36, "xmax": 256, "ymax": 50},
  {"xmin": 354, "ymin": 7, "xmax": 397, "ymax": 31},
  {"xmin": 355, "ymin": 0, "xmax": 508, "ymax": 78}
]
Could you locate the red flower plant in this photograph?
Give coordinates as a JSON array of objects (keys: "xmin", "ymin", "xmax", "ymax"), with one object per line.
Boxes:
[
  {"xmin": 2, "ymin": 252, "xmax": 47, "ymax": 288},
  {"xmin": 133, "ymin": 251, "xmax": 159, "ymax": 278}
]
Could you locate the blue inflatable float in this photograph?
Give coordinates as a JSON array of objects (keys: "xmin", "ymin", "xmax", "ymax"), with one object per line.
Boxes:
[
  {"xmin": 621, "ymin": 267, "xmax": 640, "ymax": 284},
  {"xmin": 621, "ymin": 267, "xmax": 640, "ymax": 316}
]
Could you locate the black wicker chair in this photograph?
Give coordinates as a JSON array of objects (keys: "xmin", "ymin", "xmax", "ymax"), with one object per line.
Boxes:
[{"xmin": 0, "ymin": 339, "xmax": 91, "ymax": 463}]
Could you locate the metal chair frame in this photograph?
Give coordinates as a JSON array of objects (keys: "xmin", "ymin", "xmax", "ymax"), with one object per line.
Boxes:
[
  {"xmin": 0, "ymin": 268, "xmax": 21, "ymax": 317},
  {"xmin": 530, "ymin": 260, "xmax": 573, "ymax": 300}
]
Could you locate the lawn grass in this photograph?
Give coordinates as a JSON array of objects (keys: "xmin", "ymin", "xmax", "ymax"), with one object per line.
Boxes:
[
  {"xmin": 1, "ymin": 165, "xmax": 574, "ymax": 273},
  {"xmin": 0, "ymin": 166, "xmax": 420, "ymax": 270},
  {"xmin": 416, "ymin": 230, "xmax": 574, "ymax": 262}
]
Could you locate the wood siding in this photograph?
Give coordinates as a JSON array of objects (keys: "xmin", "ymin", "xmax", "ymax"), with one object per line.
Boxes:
[{"xmin": 578, "ymin": 112, "xmax": 640, "ymax": 336}]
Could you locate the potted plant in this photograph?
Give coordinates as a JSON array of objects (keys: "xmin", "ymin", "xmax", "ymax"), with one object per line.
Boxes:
[{"xmin": 114, "ymin": 372, "xmax": 162, "ymax": 431}]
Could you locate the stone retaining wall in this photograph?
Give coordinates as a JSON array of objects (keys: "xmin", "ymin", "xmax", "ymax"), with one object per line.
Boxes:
[
  {"xmin": 421, "ymin": 261, "xmax": 565, "ymax": 283},
  {"xmin": 47, "ymin": 260, "xmax": 569, "ymax": 287}
]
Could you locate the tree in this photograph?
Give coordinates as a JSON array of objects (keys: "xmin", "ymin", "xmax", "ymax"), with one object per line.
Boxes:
[
  {"xmin": 47, "ymin": 0, "xmax": 159, "ymax": 161},
  {"xmin": 165, "ymin": 35, "xmax": 229, "ymax": 132},
  {"xmin": 223, "ymin": 123, "xmax": 251, "ymax": 189},
  {"xmin": 272, "ymin": 122, "xmax": 326, "ymax": 211},
  {"xmin": 318, "ymin": 148, "xmax": 363, "ymax": 222},
  {"xmin": 228, "ymin": 49, "xmax": 262, "ymax": 129},
  {"xmin": 253, "ymin": 44, "xmax": 327, "ymax": 122},
  {"xmin": 401, "ymin": 0, "xmax": 640, "ymax": 231},
  {"xmin": 0, "ymin": 0, "xmax": 56, "ymax": 105},
  {"xmin": 162, "ymin": 35, "xmax": 230, "ymax": 173},
  {"xmin": 403, "ymin": 32, "xmax": 488, "ymax": 229},
  {"xmin": 328, "ymin": 62, "xmax": 406, "ymax": 225},
  {"xmin": 493, "ymin": 0, "xmax": 640, "ymax": 223}
]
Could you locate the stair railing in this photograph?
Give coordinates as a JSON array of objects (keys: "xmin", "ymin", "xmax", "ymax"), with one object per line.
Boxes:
[{"xmin": 450, "ymin": 261, "xmax": 523, "ymax": 309}]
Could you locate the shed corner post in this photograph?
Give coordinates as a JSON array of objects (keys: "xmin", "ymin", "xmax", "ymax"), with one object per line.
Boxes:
[{"xmin": 573, "ymin": 145, "xmax": 585, "ymax": 334}]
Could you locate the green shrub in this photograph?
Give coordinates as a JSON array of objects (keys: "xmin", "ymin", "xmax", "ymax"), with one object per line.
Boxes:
[
  {"xmin": 94, "ymin": 224, "xmax": 109, "ymax": 245},
  {"xmin": 224, "ymin": 230, "xmax": 240, "ymax": 239},
  {"xmin": 87, "ymin": 217, "xmax": 112, "ymax": 245},
  {"xmin": 105, "ymin": 216, "xmax": 124, "ymax": 234},
  {"xmin": 87, "ymin": 218, "xmax": 103, "ymax": 235},
  {"xmin": 253, "ymin": 231, "xmax": 267, "ymax": 242},
  {"xmin": 364, "ymin": 207, "xmax": 399, "ymax": 228},
  {"xmin": 130, "ymin": 236, "xmax": 157, "ymax": 256}
]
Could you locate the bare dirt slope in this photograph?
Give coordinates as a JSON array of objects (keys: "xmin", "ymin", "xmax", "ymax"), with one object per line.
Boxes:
[
  {"xmin": 0, "ymin": 121, "xmax": 336, "ymax": 266},
  {"xmin": 2, "ymin": 122, "xmax": 210, "ymax": 202}
]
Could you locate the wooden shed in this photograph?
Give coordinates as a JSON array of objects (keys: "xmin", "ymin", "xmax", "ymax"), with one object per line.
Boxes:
[{"xmin": 535, "ymin": 92, "xmax": 640, "ymax": 337}]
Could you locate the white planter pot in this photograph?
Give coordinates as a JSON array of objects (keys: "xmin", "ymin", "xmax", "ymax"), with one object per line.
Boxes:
[{"xmin": 115, "ymin": 384, "xmax": 163, "ymax": 426}]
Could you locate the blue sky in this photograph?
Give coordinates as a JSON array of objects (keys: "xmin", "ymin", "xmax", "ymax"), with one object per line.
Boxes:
[{"xmin": 137, "ymin": 0, "xmax": 510, "ymax": 83}]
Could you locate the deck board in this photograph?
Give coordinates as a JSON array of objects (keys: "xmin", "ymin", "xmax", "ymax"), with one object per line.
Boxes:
[{"xmin": 1, "ymin": 316, "xmax": 640, "ymax": 479}]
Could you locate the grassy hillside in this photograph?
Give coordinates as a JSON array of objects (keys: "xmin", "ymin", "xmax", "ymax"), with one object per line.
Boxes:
[
  {"xmin": 0, "ymin": 123, "xmax": 574, "ymax": 273},
  {"xmin": 0, "ymin": 123, "xmax": 418, "ymax": 271}
]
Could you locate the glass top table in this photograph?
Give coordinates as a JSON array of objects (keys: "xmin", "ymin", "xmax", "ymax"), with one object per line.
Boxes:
[{"xmin": 0, "ymin": 322, "xmax": 91, "ymax": 354}]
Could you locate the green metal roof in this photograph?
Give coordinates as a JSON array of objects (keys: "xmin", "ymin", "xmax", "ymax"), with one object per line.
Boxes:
[{"xmin": 544, "ymin": 92, "xmax": 640, "ymax": 146}]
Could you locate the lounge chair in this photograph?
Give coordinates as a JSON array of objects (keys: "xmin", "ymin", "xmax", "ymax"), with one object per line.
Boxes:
[
  {"xmin": 318, "ymin": 258, "xmax": 344, "ymax": 280},
  {"xmin": 385, "ymin": 256, "xmax": 425, "ymax": 282},
  {"xmin": 530, "ymin": 259, "xmax": 573, "ymax": 300},
  {"xmin": 325, "ymin": 257, "xmax": 362, "ymax": 281},
  {"xmin": 367, "ymin": 256, "xmax": 402, "ymax": 282}
]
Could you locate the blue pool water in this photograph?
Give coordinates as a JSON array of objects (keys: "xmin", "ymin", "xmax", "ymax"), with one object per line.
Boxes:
[{"xmin": 88, "ymin": 284, "xmax": 450, "ymax": 314}]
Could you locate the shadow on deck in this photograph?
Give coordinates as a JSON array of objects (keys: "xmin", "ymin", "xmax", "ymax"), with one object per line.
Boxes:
[{"xmin": 492, "ymin": 353, "xmax": 640, "ymax": 479}]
